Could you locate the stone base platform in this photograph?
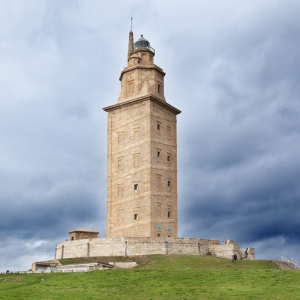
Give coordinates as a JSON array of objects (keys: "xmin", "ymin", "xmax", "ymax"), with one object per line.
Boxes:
[{"xmin": 55, "ymin": 237, "xmax": 255, "ymax": 260}]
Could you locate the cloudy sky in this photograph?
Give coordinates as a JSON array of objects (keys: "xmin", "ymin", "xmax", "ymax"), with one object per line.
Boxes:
[{"xmin": 1, "ymin": 0, "xmax": 300, "ymax": 271}]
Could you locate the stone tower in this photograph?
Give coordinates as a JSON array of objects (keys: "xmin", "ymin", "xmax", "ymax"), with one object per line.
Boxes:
[{"xmin": 103, "ymin": 30, "xmax": 181, "ymax": 238}]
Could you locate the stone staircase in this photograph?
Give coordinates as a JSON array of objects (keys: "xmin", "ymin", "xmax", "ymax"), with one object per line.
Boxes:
[{"xmin": 272, "ymin": 260, "xmax": 299, "ymax": 270}]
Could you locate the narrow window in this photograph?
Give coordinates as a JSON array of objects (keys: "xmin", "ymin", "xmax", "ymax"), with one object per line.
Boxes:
[
  {"xmin": 134, "ymin": 214, "xmax": 138, "ymax": 220},
  {"xmin": 168, "ymin": 181, "xmax": 171, "ymax": 187},
  {"xmin": 158, "ymin": 224, "xmax": 161, "ymax": 230},
  {"xmin": 118, "ymin": 132, "xmax": 124, "ymax": 144},
  {"xmin": 158, "ymin": 234, "xmax": 160, "ymax": 237},
  {"xmin": 118, "ymin": 159, "xmax": 123, "ymax": 170},
  {"xmin": 134, "ymin": 156, "xmax": 139, "ymax": 167},
  {"xmin": 167, "ymin": 155, "xmax": 170, "ymax": 162},
  {"xmin": 158, "ymin": 85, "xmax": 160, "ymax": 93},
  {"xmin": 118, "ymin": 186, "xmax": 123, "ymax": 197},
  {"xmin": 157, "ymin": 203, "xmax": 161, "ymax": 216},
  {"xmin": 71, "ymin": 237, "xmax": 74, "ymax": 241},
  {"xmin": 168, "ymin": 211, "xmax": 170, "ymax": 218},
  {"xmin": 134, "ymin": 184, "xmax": 138, "ymax": 191},
  {"xmin": 138, "ymin": 60, "xmax": 140, "ymax": 63},
  {"xmin": 168, "ymin": 226, "xmax": 171, "ymax": 232},
  {"xmin": 157, "ymin": 175, "xmax": 162, "ymax": 190},
  {"xmin": 118, "ymin": 212, "xmax": 123, "ymax": 222},
  {"xmin": 167, "ymin": 128, "xmax": 170, "ymax": 139},
  {"xmin": 157, "ymin": 123, "xmax": 161, "ymax": 135},
  {"xmin": 157, "ymin": 151, "xmax": 160, "ymax": 157}
]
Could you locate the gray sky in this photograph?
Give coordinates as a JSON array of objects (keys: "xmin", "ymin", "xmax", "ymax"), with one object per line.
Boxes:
[{"xmin": 1, "ymin": 0, "xmax": 300, "ymax": 271}]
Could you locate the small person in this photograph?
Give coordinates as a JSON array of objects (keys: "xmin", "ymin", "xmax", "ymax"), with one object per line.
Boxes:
[
  {"xmin": 234, "ymin": 254, "xmax": 237, "ymax": 264},
  {"xmin": 232, "ymin": 255, "xmax": 235, "ymax": 264}
]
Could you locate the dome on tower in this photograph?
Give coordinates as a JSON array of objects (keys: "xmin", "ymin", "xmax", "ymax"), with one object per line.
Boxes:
[
  {"xmin": 134, "ymin": 35, "xmax": 155, "ymax": 53},
  {"xmin": 135, "ymin": 35, "xmax": 150, "ymax": 48}
]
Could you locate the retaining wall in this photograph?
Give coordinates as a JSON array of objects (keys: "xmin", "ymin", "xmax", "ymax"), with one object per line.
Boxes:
[{"xmin": 55, "ymin": 237, "xmax": 255, "ymax": 260}]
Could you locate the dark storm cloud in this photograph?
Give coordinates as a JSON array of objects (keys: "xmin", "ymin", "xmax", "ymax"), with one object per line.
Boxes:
[
  {"xmin": 1, "ymin": 0, "xmax": 300, "ymax": 270},
  {"xmin": 174, "ymin": 0, "xmax": 300, "ymax": 261}
]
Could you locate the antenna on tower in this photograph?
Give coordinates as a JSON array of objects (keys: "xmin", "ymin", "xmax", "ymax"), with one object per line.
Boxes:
[{"xmin": 131, "ymin": 17, "xmax": 132, "ymax": 32}]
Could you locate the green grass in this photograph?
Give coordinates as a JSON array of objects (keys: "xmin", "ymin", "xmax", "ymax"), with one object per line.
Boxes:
[{"xmin": 1, "ymin": 255, "xmax": 300, "ymax": 299}]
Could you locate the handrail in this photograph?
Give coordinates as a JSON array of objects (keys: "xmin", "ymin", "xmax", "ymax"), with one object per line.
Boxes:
[
  {"xmin": 129, "ymin": 45, "xmax": 155, "ymax": 56},
  {"xmin": 291, "ymin": 258, "xmax": 300, "ymax": 268},
  {"xmin": 281, "ymin": 256, "xmax": 300, "ymax": 268}
]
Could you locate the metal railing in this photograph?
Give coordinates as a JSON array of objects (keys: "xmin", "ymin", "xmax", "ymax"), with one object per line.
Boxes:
[
  {"xmin": 129, "ymin": 45, "xmax": 155, "ymax": 56},
  {"xmin": 281, "ymin": 256, "xmax": 300, "ymax": 268}
]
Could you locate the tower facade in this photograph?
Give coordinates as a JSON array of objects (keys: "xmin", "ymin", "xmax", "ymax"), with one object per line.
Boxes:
[{"xmin": 103, "ymin": 31, "xmax": 181, "ymax": 238}]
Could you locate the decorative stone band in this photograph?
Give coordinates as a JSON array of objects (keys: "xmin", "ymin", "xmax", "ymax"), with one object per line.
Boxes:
[
  {"xmin": 119, "ymin": 62, "xmax": 164, "ymax": 81},
  {"xmin": 103, "ymin": 94, "xmax": 181, "ymax": 116}
]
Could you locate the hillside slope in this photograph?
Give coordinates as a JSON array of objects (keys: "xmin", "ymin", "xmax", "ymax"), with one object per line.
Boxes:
[{"xmin": 1, "ymin": 255, "xmax": 299, "ymax": 299}]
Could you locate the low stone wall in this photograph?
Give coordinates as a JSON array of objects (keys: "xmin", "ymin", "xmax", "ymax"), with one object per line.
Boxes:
[
  {"xmin": 55, "ymin": 237, "xmax": 255, "ymax": 260},
  {"xmin": 110, "ymin": 262, "xmax": 137, "ymax": 268}
]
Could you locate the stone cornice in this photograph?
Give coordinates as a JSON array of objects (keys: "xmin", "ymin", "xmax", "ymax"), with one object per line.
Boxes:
[
  {"xmin": 119, "ymin": 64, "xmax": 165, "ymax": 81},
  {"xmin": 102, "ymin": 94, "xmax": 181, "ymax": 115}
]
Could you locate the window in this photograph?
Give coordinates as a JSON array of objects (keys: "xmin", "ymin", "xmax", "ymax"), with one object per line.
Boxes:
[
  {"xmin": 168, "ymin": 226, "xmax": 171, "ymax": 232},
  {"xmin": 118, "ymin": 186, "xmax": 123, "ymax": 197},
  {"xmin": 168, "ymin": 211, "xmax": 171, "ymax": 218},
  {"xmin": 134, "ymin": 214, "xmax": 138, "ymax": 220},
  {"xmin": 134, "ymin": 130, "xmax": 139, "ymax": 140},
  {"xmin": 118, "ymin": 159, "xmax": 123, "ymax": 170},
  {"xmin": 157, "ymin": 122, "xmax": 161, "ymax": 135},
  {"xmin": 118, "ymin": 132, "xmax": 124, "ymax": 144},
  {"xmin": 134, "ymin": 155, "xmax": 139, "ymax": 167},
  {"xmin": 118, "ymin": 211, "xmax": 123, "ymax": 222},
  {"xmin": 167, "ymin": 155, "xmax": 170, "ymax": 162},
  {"xmin": 168, "ymin": 181, "xmax": 171, "ymax": 187},
  {"xmin": 157, "ymin": 203, "xmax": 161, "ymax": 216},
  {"xmin": 138, "ymin": 60, "xmax": 140, "ymax": 63},
  {"xmin": 158, "ymin": 84, "xmax": 160, "ymax": 93},
  {"xmin": 134, "ymin": 184, "xmax": 138, "ymax": 191},
  {"xmin": 158, "ymin": 234, "xmax": 160, "ymax": 237},
  {"xmin": 157, "ymin": 175, "xmax": 162, "ymax": 190},
  {"xmin": 158, "ymin": 224, "xmax": 161, "ymax": 230},
  {"xmin": 71, "ymin": 237, "xmax": 74, "ymax": 240},
  {"xmin": 157, "ymin": 149, "xmax": 161, "ymax": 163}
]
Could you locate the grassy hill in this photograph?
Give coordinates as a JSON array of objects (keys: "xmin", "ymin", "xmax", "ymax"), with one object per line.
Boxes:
[{"xmin": 1, "ymin": 255, "xmax": 299, "ymax": 299}]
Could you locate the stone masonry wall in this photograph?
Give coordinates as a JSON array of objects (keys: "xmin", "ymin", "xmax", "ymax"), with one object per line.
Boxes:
[
  {"xmin": 104, "ymin": 96, "xmax": 180, "ymax": 238},
  {"xmin": 55, "ymin": 237, "xmax": 254, "ymax": 260}
]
